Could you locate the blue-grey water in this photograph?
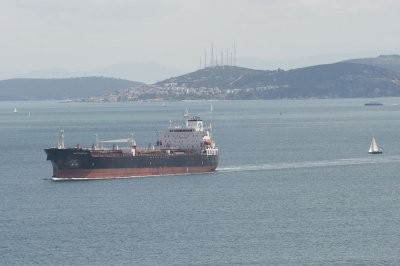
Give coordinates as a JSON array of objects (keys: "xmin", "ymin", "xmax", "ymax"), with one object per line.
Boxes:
[{"xmin": 1, "ymin": 99, "xmax": 400, "ymax": 265}]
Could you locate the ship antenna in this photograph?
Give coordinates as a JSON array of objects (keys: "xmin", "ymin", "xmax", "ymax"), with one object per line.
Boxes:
[
  {"xmin": 95, "ymin": 133, "xmax": 99, "ymax": 148},
  {"xmin": 129, "ymin": 133, "xmax": 136, "ymax": 147},
  {"xmin": 59, "ymin": 129, "xmax": 65, "ymax": 149},
  {"xmin": 184, "ymin": 109, "xmax": 190, "ymax": 127}
]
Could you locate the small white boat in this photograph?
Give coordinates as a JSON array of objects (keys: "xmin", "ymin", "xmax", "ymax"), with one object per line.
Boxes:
[
  {"xmin": 13, "ymin": 107, "xmax": 17, "ymax": 113},
  {"xmin": 369, "ymin": 137, "xmax": 382, "ymax": 154}
]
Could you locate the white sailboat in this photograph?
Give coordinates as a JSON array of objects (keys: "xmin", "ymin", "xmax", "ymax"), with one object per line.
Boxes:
[
  {"xmin": 13, "ymin": 107, "xmax": 17, "ymax": 113},
  {"xmin": 369, "ymin": 137, "xmax": 382, "ymax": 154}
]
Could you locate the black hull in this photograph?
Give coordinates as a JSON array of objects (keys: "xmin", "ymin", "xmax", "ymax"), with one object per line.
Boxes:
[{"xmin": 45, "ymin": 148, "xmax": 218, "ymax": 179}]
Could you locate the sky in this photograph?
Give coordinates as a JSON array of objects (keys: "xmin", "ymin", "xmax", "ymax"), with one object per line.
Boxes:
[{"xmin": 0, "ymin": 0, "xmax": 399, "ymax": 77}]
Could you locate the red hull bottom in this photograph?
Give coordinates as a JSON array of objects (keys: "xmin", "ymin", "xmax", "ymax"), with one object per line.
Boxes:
[{"xmin": 53, "ymin": 166, "xmax": 217, "ymax": 180}]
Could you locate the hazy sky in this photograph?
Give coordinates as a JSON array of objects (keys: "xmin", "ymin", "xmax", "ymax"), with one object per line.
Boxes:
[{"xmin": 1, "ymin": 0, "xmax": 399, "ymax": 74}]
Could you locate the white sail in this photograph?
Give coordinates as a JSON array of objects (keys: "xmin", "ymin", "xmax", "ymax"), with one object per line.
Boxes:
[{"xmin": 369, "ymin": 137, "xmax": 382, "ymax": 153}]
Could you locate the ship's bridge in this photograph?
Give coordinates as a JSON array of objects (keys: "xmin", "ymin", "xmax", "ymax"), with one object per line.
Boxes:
[
  {"xmin": 186, "ymin": 115, "xmax": 203, "ymax": 131},
  {"xmin": 159, "ymin": 111, "xmax": 213, "ymax": 150}
]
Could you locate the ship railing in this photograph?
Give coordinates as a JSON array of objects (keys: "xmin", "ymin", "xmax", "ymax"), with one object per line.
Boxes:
[
  {"xmin": 203, "ymin": 148, "xmax": 218, "ymax": 156},
  {"xmin": 135, "ymin": 147, "xmax": 203, "ymax": 156},
  {"xmin": 90, "ymin": 149, "xmax": 134, "ymax": 157}
]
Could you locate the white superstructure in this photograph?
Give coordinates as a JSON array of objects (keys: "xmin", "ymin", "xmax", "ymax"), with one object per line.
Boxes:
[{"xmin": 158, "ymin": 111, "xmax": 217, "ymax": 153}]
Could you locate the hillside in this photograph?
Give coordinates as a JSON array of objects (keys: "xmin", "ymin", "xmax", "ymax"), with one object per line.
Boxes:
[
  {"xmin": 0, "ymin": 77, "xmax": 143, "ymax": 100},
  {"xmin": 245, "ymin": 62, "xmax": 400, "ymax": 98},
  {"xmin": 344, "ymin": 54, "xmax": 400, "ymax": 73},
  {"xmin": 7, "ymin": 55, "xmax": 400, "ymax": 102},
  {"xmin": 159, "ymin": 66, "xmax": 265, "ymax": 89},
  {"xmin": 13, "ymin": 62, "xmax": 183, "ymax": 84},
  {"xmin": 155, "ymin": 62, "xmax": 400, "ymax": 99},
  {"xmin": 81, "ymin": 60, "xmax": 400, "ymax": 102}
]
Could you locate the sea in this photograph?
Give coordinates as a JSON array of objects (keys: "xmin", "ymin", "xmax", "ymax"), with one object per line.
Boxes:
[{"xmin": 1, "ymin": 99, "xmax": 400, "ymax": 265}]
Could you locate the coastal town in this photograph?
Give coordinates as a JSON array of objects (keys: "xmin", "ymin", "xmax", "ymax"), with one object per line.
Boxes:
[{"xmin": 76, "ymin": 83, "xmax": 279, "ymax": 102}]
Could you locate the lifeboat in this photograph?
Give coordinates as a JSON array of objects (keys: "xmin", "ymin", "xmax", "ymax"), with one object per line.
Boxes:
[{"xmin": 203, "ymin": 138, "xmax": 212, "ymax": 145}]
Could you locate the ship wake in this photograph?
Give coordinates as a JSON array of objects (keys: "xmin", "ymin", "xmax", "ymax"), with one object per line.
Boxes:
[{"xmin": 218, "ymin": 155, "xmax": 400, "ymax": 173}]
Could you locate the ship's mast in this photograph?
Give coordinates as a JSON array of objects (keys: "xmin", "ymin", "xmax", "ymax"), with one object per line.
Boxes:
[
  {"xmin": 129, "ymin": 133, "xmax": 136, "ymax": 147},
  {"xmin": 184, "ymin": 110, "xmax": 190, "ymax": 127},
  {"xmin": 59, "ymin": 129, "xmax": 65, "ymax": 149},
  {"xmin": 95, "ymin": 134, "xmax": 100, "ymax": 148}
]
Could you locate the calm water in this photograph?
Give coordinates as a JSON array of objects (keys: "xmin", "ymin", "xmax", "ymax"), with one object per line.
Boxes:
[{"xmin": 1, "ymin": 99, "xmax": 400, "ymax": 265}]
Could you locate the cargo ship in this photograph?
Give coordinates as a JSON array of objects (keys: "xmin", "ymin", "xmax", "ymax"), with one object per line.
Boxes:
[{"xmin": 45, "ymin": 111, "xmax": 219, "ymax": 180}]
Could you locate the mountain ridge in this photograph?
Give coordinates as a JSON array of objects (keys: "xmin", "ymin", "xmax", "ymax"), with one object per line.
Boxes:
[
  {"xmin": 9, "ymin": 62, "xmax": 183, "ymax": 84},
  {"xmin": 154, "ymin": 61, "xmax": 400, "ymax": 99},
  {"xmin": 343, "ymin": 54, "xmax": 400, "ymax": 73},
  {"xmin": 0, "ymin": 77, "xmax": 143, "ymax": 100},
  {"xmin": 3, "ymin": 55, "xmax": 400, "ymax": 101}
]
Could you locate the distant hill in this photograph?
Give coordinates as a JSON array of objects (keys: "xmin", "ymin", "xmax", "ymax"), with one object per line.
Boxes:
[
  {"xmin": 0, "ymin": 77, "xmax": 143, "ymax": 100},
  {"xmin": 78, "ymin": 62, "xmax": 183, "ymax": 84},
  {"xmin": 156, "ymin": 61, "xmax": 400, "ymax": 99},
  {"xmin": 261, "ymin": 62, "xmax": 400, "ymax": 98},
  {"xmin": 11, "ymin": 62, "xmax": 183, "ymax": 84},
  {"xmin": 238, "ymin": 52, "xmax": 377, "ymax": 71},
  {"xmin": 344, "ymin": 54, "xmax": 400, "ymax": 73},
  {"xmin": 82, "ymin": 60, "xmax": 400, "ymax": 102},
  {"xmin": 158, "ymin": 65, "xmax": 265, "ymax": 89},
  {"xmin": 15, "ymin": 55, "xmax": 400, "ymax": 102}
]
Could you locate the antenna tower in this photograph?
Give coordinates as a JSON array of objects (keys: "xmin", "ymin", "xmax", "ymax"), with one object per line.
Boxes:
[
  {"xmin": 233, "ymin": 41, "xmax": 236, "ymax": 66},
  {"xmin": 204, "ymin": 49, "xmax": 207, "ymax": 68},
  {"xmin": 211, "ymin": 41, "xmax": 214, "ymax": 67}
]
